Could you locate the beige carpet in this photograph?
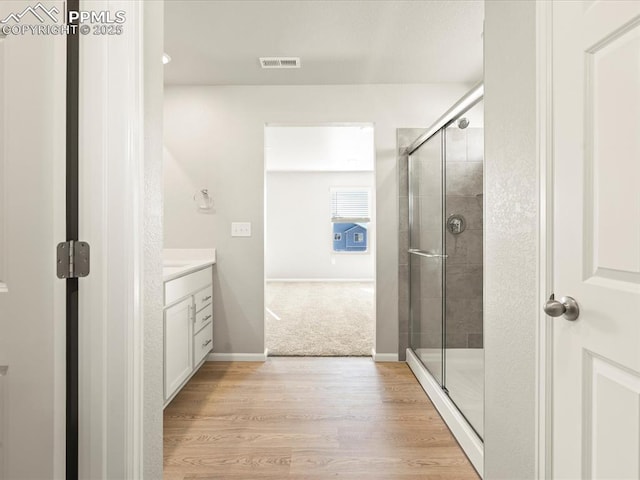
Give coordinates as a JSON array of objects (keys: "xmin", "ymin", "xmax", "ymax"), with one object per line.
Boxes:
[{"xmin": 265, "ymin": 281, "xmax": 374, "ymax": 356}]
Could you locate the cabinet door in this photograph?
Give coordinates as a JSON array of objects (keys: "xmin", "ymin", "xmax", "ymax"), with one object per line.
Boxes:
[{"xmin": 164, "ymin": 297, "xmax": 193, "ymax": 400}]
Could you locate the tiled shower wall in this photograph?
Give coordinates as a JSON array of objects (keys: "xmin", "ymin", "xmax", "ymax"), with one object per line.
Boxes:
[{"xmin": 397, "ymin": 127, "xmax": 484, "ymax": 359}]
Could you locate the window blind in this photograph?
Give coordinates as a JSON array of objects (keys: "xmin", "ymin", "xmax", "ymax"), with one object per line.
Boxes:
[{"xmin": 330, "ymin": 189, "xmax": 370, "ymax": 223}]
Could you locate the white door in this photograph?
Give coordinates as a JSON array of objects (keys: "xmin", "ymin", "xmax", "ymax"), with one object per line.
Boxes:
[
  {"xmin": 0, "ymin": 1, "xmax": 66, "ymax": 478},
  {"xmin": 552, "ymin": 1, "xmax": 640, "ymax": 478}
]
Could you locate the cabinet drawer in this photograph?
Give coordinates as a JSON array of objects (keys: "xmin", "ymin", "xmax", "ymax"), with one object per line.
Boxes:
[
  {"xmin": 194, "ymin": 286, "xmax": 213, "ymax": 312},
  {"xmin": 194, "ymin": 303, "xmax": 213, "ymax": 334},
  {"xmin": 164, "ymin": 266, "xmax": 212, "ymax": 306},
  {"xmin": 194, "ymin": 324, "xmax": 213, "ymax": 366}
]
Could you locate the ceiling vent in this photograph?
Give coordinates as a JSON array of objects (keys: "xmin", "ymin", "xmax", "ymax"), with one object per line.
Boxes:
[{"xmin": 259, "ymin": 57, "xmax": 301, "ymax": 69}]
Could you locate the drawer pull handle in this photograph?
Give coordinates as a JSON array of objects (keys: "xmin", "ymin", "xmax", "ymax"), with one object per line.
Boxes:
[
  {"xmin": 202, "ymin": 339, "xmax": 212, "ymax": 347},
  {"xmin": 202, "ymin": 314, "xmax": 212, "ymax": 323},
  {"xmin": 202, "ymin": 295, "xmax": 212, "ymax": 302}
]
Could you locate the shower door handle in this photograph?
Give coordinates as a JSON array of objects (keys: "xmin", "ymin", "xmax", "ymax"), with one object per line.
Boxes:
[{"xmin": 408, "ymin": 249, "xmax": 448, "ymax": 259}]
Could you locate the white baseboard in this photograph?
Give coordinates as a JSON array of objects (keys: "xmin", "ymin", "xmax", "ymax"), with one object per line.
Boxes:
[
  {"xmin": 266, "ymin": 278, "xmax": 374, "ymax": 283},
  {"xmin": 371, "ymin": 348, "xmax": 399, "ymax": 362},
  {"xmin": 207, "ymin": 349, "xmax": 268, "ymax": 362},
  {"xmin": 406, "ymin": 348, "xmax": 483, "ymax": 477}
]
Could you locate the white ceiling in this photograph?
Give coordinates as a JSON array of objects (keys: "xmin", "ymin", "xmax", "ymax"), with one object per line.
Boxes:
[
  {"xmin": 164, "ymin": 0, "xmax": 484, "ymax": 86},
  {"xmin": 265, "ymin": 125, "xmax": 375, "ymax": 172}
]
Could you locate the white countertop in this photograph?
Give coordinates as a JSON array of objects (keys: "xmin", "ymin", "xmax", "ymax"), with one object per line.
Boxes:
[{"xmin": 162, "ymin": 249, "xmax": 216, "ymax": 282}]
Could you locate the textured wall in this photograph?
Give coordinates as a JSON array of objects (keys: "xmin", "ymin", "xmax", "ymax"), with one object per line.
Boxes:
[
  {"xmin": 143, "ymin": 1, "xmax": 164, "ymax": 478},
  {"xmin": 484, "ymin": 1, "xmax": 538, "ymax": 478},
  {"xmin": 164, "ymin": 84, "xmax": 470, "ymax": 356}
]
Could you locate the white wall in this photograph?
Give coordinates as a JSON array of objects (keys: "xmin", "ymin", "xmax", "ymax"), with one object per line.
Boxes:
[
  {"xmin": 266, "ymin": 171, "xmax": 374, "ymax": 280},
  {"xmin": 164, "ymin": 83, "xmax": 470, "ymax": 355},
  {"xmin": 265, "ymin": 125, "xmax": 374, "ymax": 172},
  {"xmin": 142, "ymin": 1, "xmax": 164, "ymax": 478},
  {"xmin": 484, "ymin": 1, "xmax": 538, "ymax": 478}
]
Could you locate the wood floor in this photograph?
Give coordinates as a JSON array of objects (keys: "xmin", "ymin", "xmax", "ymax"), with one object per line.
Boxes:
[{"xmin": 164, "ymin": 357, "xmax": 479, "ymax": 480}]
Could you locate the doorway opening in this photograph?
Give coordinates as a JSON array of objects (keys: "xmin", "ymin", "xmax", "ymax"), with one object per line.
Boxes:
[{"xmin": 264, "ymin": 124, "xmax": 376, "ymax": 356}]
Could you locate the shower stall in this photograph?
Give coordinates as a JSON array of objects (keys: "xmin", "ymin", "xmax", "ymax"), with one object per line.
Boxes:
[{"xmin": 404, "ymin": 84, "xmax": 484, "ymax": 475}]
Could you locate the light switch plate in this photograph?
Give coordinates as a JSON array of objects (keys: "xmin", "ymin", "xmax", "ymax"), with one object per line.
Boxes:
[{"xmin": 231, "ymin": 222, "xmax": 251, "ymax": 237}]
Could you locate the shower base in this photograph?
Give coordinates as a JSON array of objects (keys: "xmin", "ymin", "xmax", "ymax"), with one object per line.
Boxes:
[
  {"xmin": 406, "ymin": 348, "xmax": 483, "ymax": 477},
  {"xmin": 414, "ymin": 347, "xmax": 484, "ymax": 437}
]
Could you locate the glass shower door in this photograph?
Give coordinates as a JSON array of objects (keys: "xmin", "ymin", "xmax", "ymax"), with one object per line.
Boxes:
[
  {"xmin": 409, "ymin": 130, "xmax": 445, "ymax": 385},
  {"xmin": 405, "ymin": 86, "xmax": 485, "ymax": 450},
  {"xmin": 443, "ymin": 101, "xmax": 484, "ymax": 438}
]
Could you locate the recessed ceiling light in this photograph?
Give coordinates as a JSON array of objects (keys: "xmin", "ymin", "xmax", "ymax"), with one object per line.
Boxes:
[{"xmin": 162, "ymin": 53, "xmax": 172, "ymax": 65}]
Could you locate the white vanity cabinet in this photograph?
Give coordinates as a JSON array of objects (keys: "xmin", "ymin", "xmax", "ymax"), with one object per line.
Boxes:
[{"xmin": 163, "ymin": 264, "xmax": 214, "ymax": 406}]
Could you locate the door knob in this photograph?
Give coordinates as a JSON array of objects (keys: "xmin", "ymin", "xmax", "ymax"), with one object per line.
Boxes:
[{"xmin": 543, "ymin": 293, "xmax": 580, "ymax": 321}]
